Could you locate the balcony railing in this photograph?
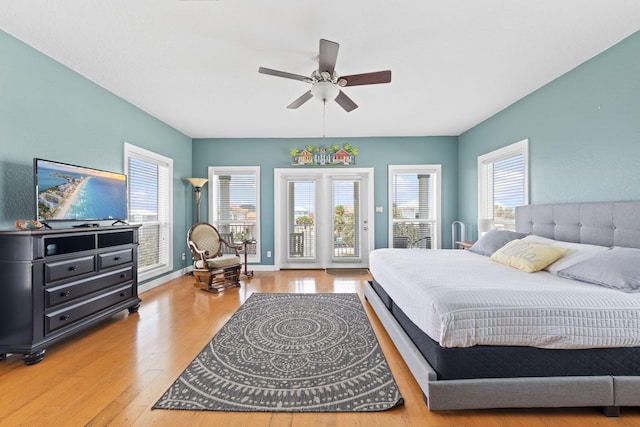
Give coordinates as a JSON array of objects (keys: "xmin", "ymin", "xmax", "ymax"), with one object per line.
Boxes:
[
  {"xmin": 289, "ymin": 224, "xmax": 358, "ymax": 258},
  {"xmin": 392, "ymin": 221, "xmax": 433, "ymax": 249},
  {"xmin": 218, "ymin": 223, "xmax": 257, "ymax": 255}
]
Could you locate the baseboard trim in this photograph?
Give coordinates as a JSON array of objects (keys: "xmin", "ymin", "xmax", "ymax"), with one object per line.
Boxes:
[{"xmin": 138, "ymin": 265, "xmax": 279, "ymax": 294}]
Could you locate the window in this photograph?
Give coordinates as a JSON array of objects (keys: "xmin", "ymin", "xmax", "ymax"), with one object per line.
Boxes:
[
  {"xmin": 209, "ymin": 166, "xmax": 260, "ymax": 263},
  {"xmin": 388, "ymin": 165, "xmax": 441, "ymax": 249},
  {"xmin": 478, "ymin": 139, "xmax": 529, "ymax": 232},
  {"xmin": 124, "ymin": 143, "xmax": 173, "ymax": 281}
]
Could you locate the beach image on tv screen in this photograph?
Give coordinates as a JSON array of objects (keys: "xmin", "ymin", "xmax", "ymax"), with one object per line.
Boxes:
[{"xmin": 37, "ymin": 160, "xmax": 127, "ymax": 221}]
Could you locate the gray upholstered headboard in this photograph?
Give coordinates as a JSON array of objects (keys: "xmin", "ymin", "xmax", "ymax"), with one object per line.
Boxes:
[{"xmin": 515, "ymin": 201, "xmax": 640, "ymax": 249}]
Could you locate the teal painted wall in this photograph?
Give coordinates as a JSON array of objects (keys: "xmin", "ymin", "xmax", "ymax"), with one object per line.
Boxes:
[
  {"xmin": 0, "ymin": 30, "xmax": 194, "ymax": 281},
  {"xmin": 192, "ymin": 137, "xmax": 458, "ymax": 264},
  {"xmin": 4, "ymin": 23, "xmax": 639, "ymax": 274},
  {"xmin": 458, "ymin": 30, "xmax": 640, "ymax": 239}
]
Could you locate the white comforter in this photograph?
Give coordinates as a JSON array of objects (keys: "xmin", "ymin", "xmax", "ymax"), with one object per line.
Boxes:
[{"xmin": 369, "ymin": 248, "xmax": 640, "ymax": 349}]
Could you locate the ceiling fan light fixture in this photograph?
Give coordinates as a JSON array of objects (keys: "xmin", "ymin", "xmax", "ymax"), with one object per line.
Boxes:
[
  {"xmin": 311, "ymin": 81, "xmax": 339, "ymax": 102},
  {"xmin": 259, "ymin": 39, "xmax": 389, "ymax": 112}
]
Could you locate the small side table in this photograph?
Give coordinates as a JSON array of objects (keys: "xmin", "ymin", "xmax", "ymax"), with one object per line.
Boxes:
[
  {"xmin": 455, "ymin": 241, "xmax": 475, "ymax": 250},
  {"xmin": 241, "ymin": 239, "xmax": 256, "ymax": 278}
]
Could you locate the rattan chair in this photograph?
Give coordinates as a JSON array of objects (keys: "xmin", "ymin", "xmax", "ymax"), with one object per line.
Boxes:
[{"xmin": 187, "ymin": 223, "xmax": 242, "ymax": 293}]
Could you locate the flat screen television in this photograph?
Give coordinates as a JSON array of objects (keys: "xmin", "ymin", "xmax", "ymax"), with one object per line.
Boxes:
[{"xmin": 35, "ymin": 158, "xmax": 128, "ymax": 223}]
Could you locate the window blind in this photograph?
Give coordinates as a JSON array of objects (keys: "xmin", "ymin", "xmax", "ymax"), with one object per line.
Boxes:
[
  {"xmin": 125, "ymin": 145, "xmax": 172, "ymax": 277},
  {"xmin": 389, "ymin": 169, "xmax": 436, "ymax": 249},
  {"xmin": 492, "ymin": 154, "xmax": 524, "ymax": 225},
  {"xmin": 478, "ymin": 140, "xmax": 528, "ymax": 232},
  {"xmin": 211, "ymin": 167, "xmax": 260, "ymax": 261}
]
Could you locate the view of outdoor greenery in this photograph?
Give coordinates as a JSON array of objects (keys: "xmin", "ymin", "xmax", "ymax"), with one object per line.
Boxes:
[
  {"xmin": 294, "ymin": 204, "xmax": 355, "ymax": 250},
  {"xmin": 333, "ymin": 205, "xmax": 355, "ymax": 247},
  {"xmin": 494, "ymin": 205, "xmax": 516, "ymax": 220}
]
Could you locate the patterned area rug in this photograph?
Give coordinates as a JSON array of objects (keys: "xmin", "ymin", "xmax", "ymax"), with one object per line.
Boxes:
[{"xmin": 153, "ymin": 293, "xmax": 403, "ymax": 412}]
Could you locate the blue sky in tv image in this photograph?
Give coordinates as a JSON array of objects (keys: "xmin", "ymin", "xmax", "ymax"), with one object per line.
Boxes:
[{"xmin": 36, "ymin": 159, "xmax": 127, "ymax": 222}]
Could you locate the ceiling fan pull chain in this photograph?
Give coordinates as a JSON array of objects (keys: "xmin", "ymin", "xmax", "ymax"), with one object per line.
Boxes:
[{"xmin": 322, "ymin": 100, "xmax": 327, "ymax": 138}]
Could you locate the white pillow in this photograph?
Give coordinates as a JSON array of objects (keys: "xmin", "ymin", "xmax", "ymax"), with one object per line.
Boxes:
[
  {"xmin": 522, "ymin": 235, "xmax": 609, "ymax": 274},
  {"xmin": 522, "ymin": 235, "xmax": 557, "ymax": 245},
  {"xmin": 543, "ymin": 240, "xmax": 610, "ymax": 274}
]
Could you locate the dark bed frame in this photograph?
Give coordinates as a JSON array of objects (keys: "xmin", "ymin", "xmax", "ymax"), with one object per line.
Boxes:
[{"xmin": 365, "ymin": 201, "xmax": 640, "ymax": 416}]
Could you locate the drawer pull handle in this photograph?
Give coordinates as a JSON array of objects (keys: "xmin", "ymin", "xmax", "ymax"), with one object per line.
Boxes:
[
  {"xmin": 60, "ymin": 291, "xmax": 71, "ymax": 297},
  {"xmin": 120, "ymin": 274, "xmax": 127, "ymax": 278},
  {"xmin": 119, "ymin": 292, "xmax": 127, "ymax": 297},
  {"xmin": 60, "ymin": 314, "xmax": 70, "ymax": 321},
  {"xmin": 113, "ymin": 257, "xmax": 121, "ymax": 261},
  {"xmin": 68, "ymin": 266, "xmax": 77, "ymax": 271}
]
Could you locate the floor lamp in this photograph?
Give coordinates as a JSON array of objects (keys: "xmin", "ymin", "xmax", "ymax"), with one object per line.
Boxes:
[{"xmin": 186, "ymin": 178, "xmax": 208, "ymax": 223}]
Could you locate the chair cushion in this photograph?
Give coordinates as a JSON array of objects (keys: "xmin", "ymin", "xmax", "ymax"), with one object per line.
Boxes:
[
  {"xmin": 195, "ymin": 254, "xmax": 241, "ymax": 270},
  {"xmin": 190, "ymin": 224, "xmax": 222, "ymax": 256}
]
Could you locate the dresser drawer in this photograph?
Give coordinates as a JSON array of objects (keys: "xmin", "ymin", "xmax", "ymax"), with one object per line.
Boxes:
[
  {"xmin": 45, "ymin": 256, "xmax": 95, "ymax": 283},
  {"xmin": 98, "ymin": 249, "xmax": 133, "ymax": 269},
  {"xmin": 45, "ymin": 267, "xmax": 134, "ymax": 308},
  {"xmin": 45, "ymin": 284, "xmax": 134, "ymax": 334}
]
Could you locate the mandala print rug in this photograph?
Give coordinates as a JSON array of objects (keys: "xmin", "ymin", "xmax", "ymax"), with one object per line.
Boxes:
[{"xmin": 153, "ymin": 293, "xmax": 403, "ymax": 412}]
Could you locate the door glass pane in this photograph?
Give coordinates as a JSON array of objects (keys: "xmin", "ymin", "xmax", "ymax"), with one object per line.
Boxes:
[
  {"xmin": 288, "ymin": 181, "xmax": 315, "ymax": 259},
  {"xmin": 332, "ymin": 180, "xmax": 360, "ymax": 259}
]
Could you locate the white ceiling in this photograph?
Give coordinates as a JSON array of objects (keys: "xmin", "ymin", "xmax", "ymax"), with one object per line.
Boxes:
[{"xmin": 1, "ymin": 0, "xmax": 640, "ymax": 139}]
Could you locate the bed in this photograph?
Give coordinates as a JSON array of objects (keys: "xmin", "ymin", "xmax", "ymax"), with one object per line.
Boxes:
[{"xmin": 365, "ymin": 201, "xmax": 640, "ymax": 416}]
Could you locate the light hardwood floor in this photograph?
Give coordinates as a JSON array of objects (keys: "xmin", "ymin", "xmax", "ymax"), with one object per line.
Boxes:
[{"xmin": 1, "ymin": 270, "xmax": 639, "ymax": 426}]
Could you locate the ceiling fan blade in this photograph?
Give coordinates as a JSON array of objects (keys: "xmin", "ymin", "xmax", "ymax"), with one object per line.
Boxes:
[
  {"xmin": 341, "ymin": 70, "xmax": 392, "ymax": 86},
  {"xmin": 335, "ymin": 90, "xmax": 358, "ymax": 112},
  {"xmin": 287, "ymin": 91, "xmax": 313, "ymax": 109},
  {"xmin": 319, "ymin": 39, "xmax": 339, "ymax": 74},
  {"xmin": 258, "ymin": 67, "xmax": 310, "ymax": 82}
]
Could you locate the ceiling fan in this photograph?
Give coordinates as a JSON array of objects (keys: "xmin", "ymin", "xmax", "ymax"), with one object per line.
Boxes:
[{"xmin": 258, "ymin": 39, "xmax": 391, "ymax": 112}]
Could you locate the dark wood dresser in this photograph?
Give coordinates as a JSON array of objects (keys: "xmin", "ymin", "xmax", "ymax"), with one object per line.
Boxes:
[{"xmin": 0, "ymin": 225, "xmax": 141, "ymax": 365}]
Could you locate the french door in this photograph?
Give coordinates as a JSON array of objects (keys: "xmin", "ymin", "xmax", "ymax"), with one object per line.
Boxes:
[{"xmin": 274, "ymin": 168, "xmax": 374, "ymax": 269}]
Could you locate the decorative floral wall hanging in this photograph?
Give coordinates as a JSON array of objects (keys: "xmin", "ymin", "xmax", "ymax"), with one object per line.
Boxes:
[{"xmin": 289, "ymin": 144, "xmax": 359, "ymax": 166}]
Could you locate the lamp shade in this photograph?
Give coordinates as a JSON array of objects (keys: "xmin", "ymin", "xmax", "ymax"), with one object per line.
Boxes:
[
  {"xmin": 311, "ymin": 81, "xmax": 340, "ymax": 102},
  {"xmin": 185, "ymin": 177, "xmax": 208, "ymax": 188},
  {"xmin": 478, "ymin": 218, "xmax": 493, "ymax": 236}
]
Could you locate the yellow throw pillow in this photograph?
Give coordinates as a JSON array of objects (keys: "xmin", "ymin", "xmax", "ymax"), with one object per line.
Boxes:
[{"xmin": 490, "ymin": 239, "xmax": 569, "ymax": 273}]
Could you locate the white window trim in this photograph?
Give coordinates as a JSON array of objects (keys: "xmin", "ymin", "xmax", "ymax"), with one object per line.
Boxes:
[
  {"xmin": 477, "ymin": 139, "xmax": 529, "ymax": 233},
  {"xmin": 388, "ymin": 164, "xmax": 442, "ymax": 249},
  {"xmin": 124, "ymin": 142, "xmax": 174, "ymax": 282},
  {"xmin": 208, "ymin": 166, "xmax": 261, "ymax": 263}
]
